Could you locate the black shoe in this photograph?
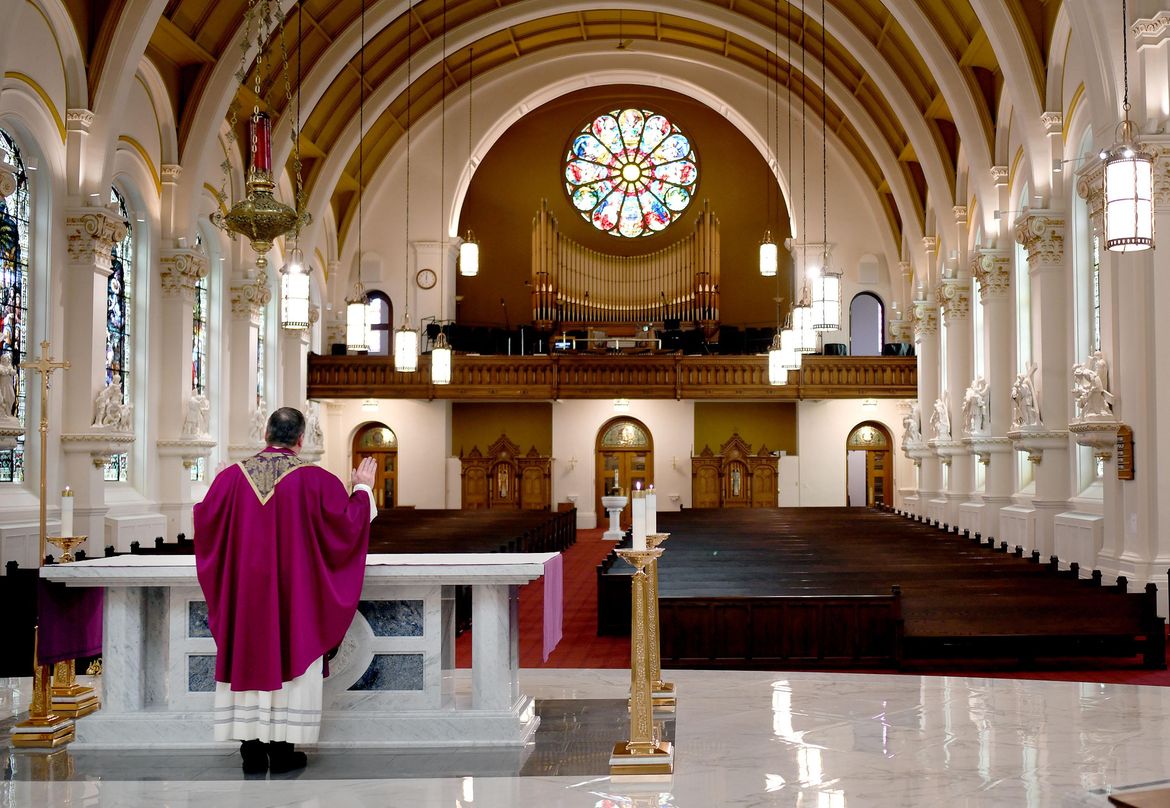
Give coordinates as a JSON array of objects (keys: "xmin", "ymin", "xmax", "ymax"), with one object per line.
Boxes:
[
  {"xmin": 268, "ymin": 741, "xmax": 308, "ymax": 774},
  {"xmin": 240, "ymin": 739, "xmax": 268, "ymax": 774}
]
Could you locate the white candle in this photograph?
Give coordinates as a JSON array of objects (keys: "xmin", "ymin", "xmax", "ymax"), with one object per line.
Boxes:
[
  {"xmin": 613, "ymin": 467, "xmax": 619, "ymax": 490},
  {"xmin": 632, "ymin": 490, "xmax": 647, "ymax": 550},
  {"xmin": 61, "ymin": 486, "xmax": 74, "ymax": 537},
  {"xmin": 646, "ymin": 489, "xmax": 657, "ymax": 535}
]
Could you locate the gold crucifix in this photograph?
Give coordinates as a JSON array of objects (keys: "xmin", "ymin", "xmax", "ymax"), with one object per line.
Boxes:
[{"xmin": 23, "ymin": 340, "xmax": 69, "ymax": 565}]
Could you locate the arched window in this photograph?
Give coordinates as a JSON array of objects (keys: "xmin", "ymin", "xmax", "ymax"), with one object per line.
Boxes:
[
  {"xmin": 104, "ymin": 187, "xmax": 133, "ymax": 482},
  {"xmin": 0, "ymin": 128, "xmax": 30, "ymax": 483},
  {"xmin": 848, "ymin": 292, "xmax": 884, "ymax": 356},
  {"xmin": 256, "ymin": 300, "xmax": 267, "ymax": 409},
  {"xmin": 366, "ymin": 289, "xmax": 392, "ymax": 356},
  {"xmin": 191, "ymin": 232, "xmax": 209, "ymax": 482}
]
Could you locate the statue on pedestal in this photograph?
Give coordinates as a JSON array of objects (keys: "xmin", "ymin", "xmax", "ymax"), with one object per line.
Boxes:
[
  {"xmin": 304, "ymin": 400, "xmax": 324, "ymax": 449},
  {"xmin": 92, "ymin": 372, "xmax": 133, "ymax": 432},
  {"xmin": 182, "ymin": 392, "xmax": 211, "ymax": 438},
  {"xmin": 901, "ymin": 402, "xmax": 922, "ymax": 445},
  {"xmin": 929, "ymin": 395, "xmax": 951, "ymax": 441},
  {"xmin": 961, "ymin": 377, "xmax": 989, "ymax": 435},
  {"xmin": 1010, "ymin": 362, "xmax": 1042, "ymax": 429},
  {"xmin": 248, "ymin": 400, "xmax": 267, "ymax": 445},
  {"xmin": 1072, "ymin": 351, "xmax": 1115, "ymax": 419},
  {"xmin": 0, "ymin": 353, "xmax": 16, "ymax": 422}
]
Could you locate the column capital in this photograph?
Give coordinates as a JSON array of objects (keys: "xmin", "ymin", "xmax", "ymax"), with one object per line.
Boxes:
[
  {"xmin": 1075, "ymin": 158, "xmax": 1104, "ymax": 235},
  {"xmin": 1133, "ymin": 11, "xmax": 1170, "ymax": 43},
  {"xmin": 1040, "ymin": 111, "xmax": 1063, "ymax": 136},
  {"xmin": 161, "ymin": 164, "xmax": 182, "ymax": 184},
  {"xmin": 991, "ymin": 165, "xmax": 1009, "ymax": 186},
  {"xmin": 936, "ymin": 277, "xmax": 971, "ymax": 323},
  {"xmin": 912, "ymin": 299, "xmax": 939, "ymax": 338},
  {"xmin": 952, "ymin": 205, "xmax": 968, "ymax": 223},
  {"xmin": 1013, "ymin": 211, "xmax": 1065, "ymax": 266},
  {"xmin": 972, "ymin": 249, "xmax": 1011, "ymax": 301},
  {"xmin": 65, "ymin": 207, "xmax": 128, "ymax": 274},
  {"xmin": 159, "ymin": 248, "xmax": 209, "ymax": 301},
  {"xmin": 1149, "ymin": 140, "xmax": 1170, "ymax": 211},
  {"xmin": 922, "ymin": 236, "xmax": 939, "ymax": 254},
  {"xmin": 899, "ymin": 260, "xmax": 913, "ymax": 281},
  {"xmin": 230, "ymin": 277, "xmax": 271, "ymax": 320},
  {"xmin": 65, "ymin": 109, "xmax": 95, "ymax": 133}
]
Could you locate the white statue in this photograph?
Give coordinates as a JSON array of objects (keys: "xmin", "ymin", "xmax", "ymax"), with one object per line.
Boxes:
[
  {"xmin": 1072, "ymin": 352, "xmax": 1115, "ymax": 419},
  {"xmin": 92, "ymin": 372, "xmax": 133, "ymax": 431},
  {"xmin": 961, "ymin": 377, "xmax": 990, "ymax": 435},
  {"xmin": 901, "ymin": 402, "xmax": 922, "ymax": 445},
  {"xmin": 249, "ymin": 400, "xmax": 268, "ymax": 445},
  {"xmin": 304, "ymin": 400, "xmax": 324, "ymax": 449},
  {"xmin": 929, "ymin": 395, "xmax": 951, "ymax": 441},
  {"xmin": 181, "ymin": 392, "xmax": 210, "ymax": 438},
  {"xmin": 0, "ymin": 353, "xmax": 16, "ymax": 422},
  {"xmin": 1010, "ymin": 362, "xmax": 1042, "ymax": 429}
]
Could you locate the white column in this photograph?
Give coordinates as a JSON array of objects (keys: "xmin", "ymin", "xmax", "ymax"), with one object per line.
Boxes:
[
  {"xmin": 937, "ymin": 265, "xmax": 974, "ymax": 528},
  {"xmin": 1013, "ymin": 212, "xmax": 1070, "ymax": 559},
  {"xmin": 916, "ymin": 237, "xmax": 943, "ymax": 523},
  {"xmin": 226, "ymin": 277, "xmax": 268, "ymax": 459},
  {"xmin": 60, "ymin": 208, "xmax": 128, "ymax": 545},
  {"xmin": 155, "ymin": 248, "xmax": 209, "ymax": 539},
  {"xmin": 971, "ymin": 248, "xmax": 1015, "ymax": 536}
]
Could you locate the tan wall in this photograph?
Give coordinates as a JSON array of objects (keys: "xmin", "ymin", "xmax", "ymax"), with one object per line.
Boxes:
[
  {"xmin": 457, "ymin": 85, "xmax": 791, "ymax": 329},
  {"xmin": 451, "ymin": 403, "xmax": 553, "ymax": 457},
  {"xmin": 693, "ymin": 402, "xmax": 798, "ymax": 456}
]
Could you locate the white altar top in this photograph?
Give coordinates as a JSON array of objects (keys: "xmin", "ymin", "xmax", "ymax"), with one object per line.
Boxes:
[{"xmin": 45, "ymin": 552, "xmax": 558, "ymax": 750}]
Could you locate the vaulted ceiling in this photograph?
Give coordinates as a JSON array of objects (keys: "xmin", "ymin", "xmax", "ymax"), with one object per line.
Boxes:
[{"xmin": 65, "ymin": 0, "xmax": 1060, "ymax": 250}]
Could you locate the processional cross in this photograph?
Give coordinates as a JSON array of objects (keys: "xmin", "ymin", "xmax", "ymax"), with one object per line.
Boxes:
[{"xmin": 23, "ymin": 340, "xmax": 69, "ymax": 564}]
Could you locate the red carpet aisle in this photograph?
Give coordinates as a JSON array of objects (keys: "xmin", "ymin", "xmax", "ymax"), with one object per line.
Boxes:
[{"xmin": 455, "ymin": 528, "xmax": 630, "ymax": 668}]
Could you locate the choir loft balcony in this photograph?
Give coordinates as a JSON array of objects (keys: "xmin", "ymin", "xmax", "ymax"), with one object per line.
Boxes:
[{"xmin": 306, "ymin": 354, "xmax": 917, "ymax": 401}]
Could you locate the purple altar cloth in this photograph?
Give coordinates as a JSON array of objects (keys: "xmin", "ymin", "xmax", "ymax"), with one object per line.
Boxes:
[
  {"xmin": 542, "ymin": 553, "xmax": 563, "ymax": 662},
  {"xmin": 37, "ymin": 579, "xmax": 104, "ymax": 665}
]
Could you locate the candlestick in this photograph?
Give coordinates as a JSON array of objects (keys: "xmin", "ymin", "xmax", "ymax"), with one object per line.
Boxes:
[
  {"xmin": 631, "ymin": 489, "xmax": 647, "ymax": 550},
  {"xmin": 60, "ymin": 486, "xmax": 73, "ymax": 539}
]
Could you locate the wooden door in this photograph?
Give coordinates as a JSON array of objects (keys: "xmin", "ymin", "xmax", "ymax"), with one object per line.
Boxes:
[
  {"xmin": 595, "ymin": 418, "xmax": 654, "ymax": 527},
  {"xmin": 751, "ymin": 464, "xmax": 777, "ymax": 508},
  {"xmin": 846, "ymin": 422, "xmax": 893, "ymax": 508},
  {"xmin": 692, "ymin": 463, "xmax": 720, "ymax": 508},
  {"xmin": 352, "ymin": 423, "xmax": 398, "ymax": 509}
]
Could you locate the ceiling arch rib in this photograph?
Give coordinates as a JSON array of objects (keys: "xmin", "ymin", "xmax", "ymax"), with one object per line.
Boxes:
[{"xmin": 284, "ymin": 3, "xmax": 938, "ymax": 255}]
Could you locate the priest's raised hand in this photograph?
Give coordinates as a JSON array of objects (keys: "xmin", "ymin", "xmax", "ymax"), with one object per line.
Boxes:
[{"xmin": 193, "ymin": 406, "xmax": 379, "ymax": 774}]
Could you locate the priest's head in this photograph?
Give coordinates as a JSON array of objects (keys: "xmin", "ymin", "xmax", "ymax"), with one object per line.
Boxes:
[{"xmin": 265, "ymin": 407, "xmax": 306, "ymax": 452}]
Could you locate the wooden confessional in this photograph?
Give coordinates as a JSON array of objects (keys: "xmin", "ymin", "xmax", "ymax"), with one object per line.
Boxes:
[
  {"xmin": 691, "ymin": 434, "xmax": 779, "ymax": 509},
  {"xmin": 459, "ymin": 434, "xmax": 551, "ymax": 511}
]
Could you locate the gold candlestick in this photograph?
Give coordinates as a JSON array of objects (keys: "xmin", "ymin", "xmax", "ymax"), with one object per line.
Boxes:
[
  {"xmin": 12, "ymin": 341, "xmax": 77, "ymax": 749},
  {"xmin": 645, "ymin": 533, "xmax": 676, "ymax": 708},
  {"xmin": 45, "ymin": 538, "xmax": 101, "ymax": 718},
  {"xmin": 610, "ymin": 547, "xmax": 674, "ymax": 776}
]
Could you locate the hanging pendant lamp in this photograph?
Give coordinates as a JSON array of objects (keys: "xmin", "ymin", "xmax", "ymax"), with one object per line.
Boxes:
[
  {"xmin": 347, "ymin": 1, "xmax": 370, "ymax": 353},
  {"xmin": 431, "ymin": 0, "xmax": 453, "ymax": 385},
  {"xmin": 459, "ymin": 46, "xmax": 480, "ymax": 276},
  {"xmin": 394, "ymin": 9, "xmax": 418, "ymax": 372}
]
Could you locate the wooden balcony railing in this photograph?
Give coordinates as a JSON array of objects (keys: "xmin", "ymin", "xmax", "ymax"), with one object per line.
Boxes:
[{"xmin": 307, "ymin": 353, "xmax": 917, "ymax": 400}]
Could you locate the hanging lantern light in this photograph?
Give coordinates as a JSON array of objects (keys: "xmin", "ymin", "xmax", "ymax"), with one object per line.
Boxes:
[
  {"xmin": 759, "ymin": 231, "xmax": 778, "ymax": 277},
  {"xmin": 395, "ymin": 313, "xmax": 419, "ymax": 372},
  {"xmin": 431, "ymin": 329, "xmax": 452, "ymax": 385},
  {"xmin": 811, "ymin": 263, "xmax": 842, "ymax": 331},
  {"xmin": 780, "ymin": 323, "xmax": 802, "ymax": 369},
  {"xmin": 792, "ymin": 284, "xmax": 816, "ymax": 354},
  {"xmin": 767, "ymin": 332, "xmax": 788, "ymax": 385},
  {"xmin": 459, "ymin": 232, "xmax": 480, "ymax": 276},
  {"xmin": 1103, "ymin": 0, "xmax": 1154, "ymax": 252},
  {"xmin": 345, "ymin": 282, "xmax": 370, "ymax": 352},
  {"xmin": 279, "ymin": 248, "xmax": 310, "ymax": 330}
]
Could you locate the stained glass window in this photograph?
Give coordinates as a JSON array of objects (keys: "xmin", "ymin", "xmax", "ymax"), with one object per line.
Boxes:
[
  {"xmin": 191, "ymin": 233, "xmax": 208, "ymax": 482},
  {"xmin": 256, "ymin": 300, "xmax": 267, "ymax": 408},
  {"xmin": 564, "ymin": 108, "xmax": 698, "ymax": 238},
  {"xmin": 104, "ymin": 187, "xmax": 133, "ymax": 482},
  {"xmin": 0, "ymin": 129, "xmax": 29, "ymax": 483}
]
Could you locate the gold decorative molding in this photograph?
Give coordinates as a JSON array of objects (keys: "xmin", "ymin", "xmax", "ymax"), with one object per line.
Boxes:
[
  {"xmin": 936, "ymin": 278, "xmax": 971, "ymax": 322},
  {"xmin": 1014, "ymin": 212, "xmax": 1066, "ymax": 266},
  {"xmin": 912, "ymin": 300, "xmax": 939, "ymax": 338},
  {"xmin": 230, "ymin": 277, "xmax": 271, "ymax": 319}
]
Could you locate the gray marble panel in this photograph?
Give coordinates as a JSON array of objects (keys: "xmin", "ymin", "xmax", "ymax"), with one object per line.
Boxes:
[
  {"xmin": 187, "ymin": 655, "xmax": 216, "ymax": 693},
  {"xmin": 357, "ymin": 600, "xmax": 424, "ymax": 637},
  {"xmin": 348, "ymin": 654, "xmax": 424, "ymax": 691},
  {"xmin": 187, "ymin": 600, "xmax": 211, "ymax": 638}
]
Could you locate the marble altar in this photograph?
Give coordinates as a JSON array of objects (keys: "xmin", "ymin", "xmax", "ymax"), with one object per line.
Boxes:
[{"xmin": 40, "ymin": 553, "xmax": 556, "ymax": 750}]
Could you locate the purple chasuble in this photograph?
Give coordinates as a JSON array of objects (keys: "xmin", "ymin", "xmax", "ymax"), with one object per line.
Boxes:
[{"xmin": 194, "ymin": 447, "xmax": 371, "ymax": 692}]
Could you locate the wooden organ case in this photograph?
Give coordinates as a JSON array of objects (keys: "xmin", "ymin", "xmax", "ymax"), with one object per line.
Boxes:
[
  {"xmin": 691, "ymin": 434, "xmax": 779, "ymax": 509},
  {"xmin": 460, "ymin": 434, "xmax": 552, "ymax": 511}
]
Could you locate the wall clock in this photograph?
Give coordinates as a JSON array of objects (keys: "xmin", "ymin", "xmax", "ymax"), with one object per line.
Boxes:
[{"xmin": 415, "ymin": 268, "xmax": 437, "ymax": 289}]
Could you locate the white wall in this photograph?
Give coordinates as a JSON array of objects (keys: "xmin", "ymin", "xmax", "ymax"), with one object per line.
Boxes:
[
  {"xmin": 551, "ymin": 399, "xmax": 694, "ymax": 528},
  {"xmin": 796, "ymin": 399, "xmax": 911, "ymax": 507}
]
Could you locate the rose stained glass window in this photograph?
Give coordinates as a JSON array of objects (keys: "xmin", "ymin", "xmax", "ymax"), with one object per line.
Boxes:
[{"xmin": 564, "ymin": 108, "xmax": 697, "ymax": 238}]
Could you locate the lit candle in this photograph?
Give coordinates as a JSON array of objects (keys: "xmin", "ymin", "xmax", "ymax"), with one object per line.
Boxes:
[
  {"xmin": 632, "ymin": 489, "xmax": 647, "ymax": 551},
  {"xmin": 61, "ymin": 486, "xmax": 74, "ymax": 538},
  {"xmin": 646, "ymin": 488, "xmax": 657, "ymax": 535}
]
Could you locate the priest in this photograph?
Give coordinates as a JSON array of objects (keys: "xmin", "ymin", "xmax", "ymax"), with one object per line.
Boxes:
[{"xmin": 194, "ymin": 407, "xmax": 378, "ymax": 774}]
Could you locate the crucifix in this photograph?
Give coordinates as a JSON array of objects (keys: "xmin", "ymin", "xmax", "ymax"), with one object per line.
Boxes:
[{"xmin": 24, "ymin": 340, "xmax": 69, "ymax": 565}]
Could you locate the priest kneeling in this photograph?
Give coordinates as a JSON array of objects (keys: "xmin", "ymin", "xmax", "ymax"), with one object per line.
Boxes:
[{"xmin": 194, "ymin": 407, "xmax": 378, "ymax": 774}]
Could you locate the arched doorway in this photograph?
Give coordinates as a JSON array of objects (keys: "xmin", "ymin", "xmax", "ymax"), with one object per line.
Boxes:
[
  {"xmin": 845, "ymin": 421, "xmax": 892, "ymax": 507},
  {"xmin": 849, "ymin": 292, "xmax": 885, "ymax": 356},
  {"xmin": 352, "ymin": 423, "xmax": 398, "ymax": 509},
  {"xmin": 595, "ymin": 417, "xmax": 654, "ymax": 527}
]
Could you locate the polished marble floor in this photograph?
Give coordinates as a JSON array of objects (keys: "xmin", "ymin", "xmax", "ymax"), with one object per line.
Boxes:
[{"xmin": 5, "ymin": 668, "xmax": 1170, "ymax": 807}]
